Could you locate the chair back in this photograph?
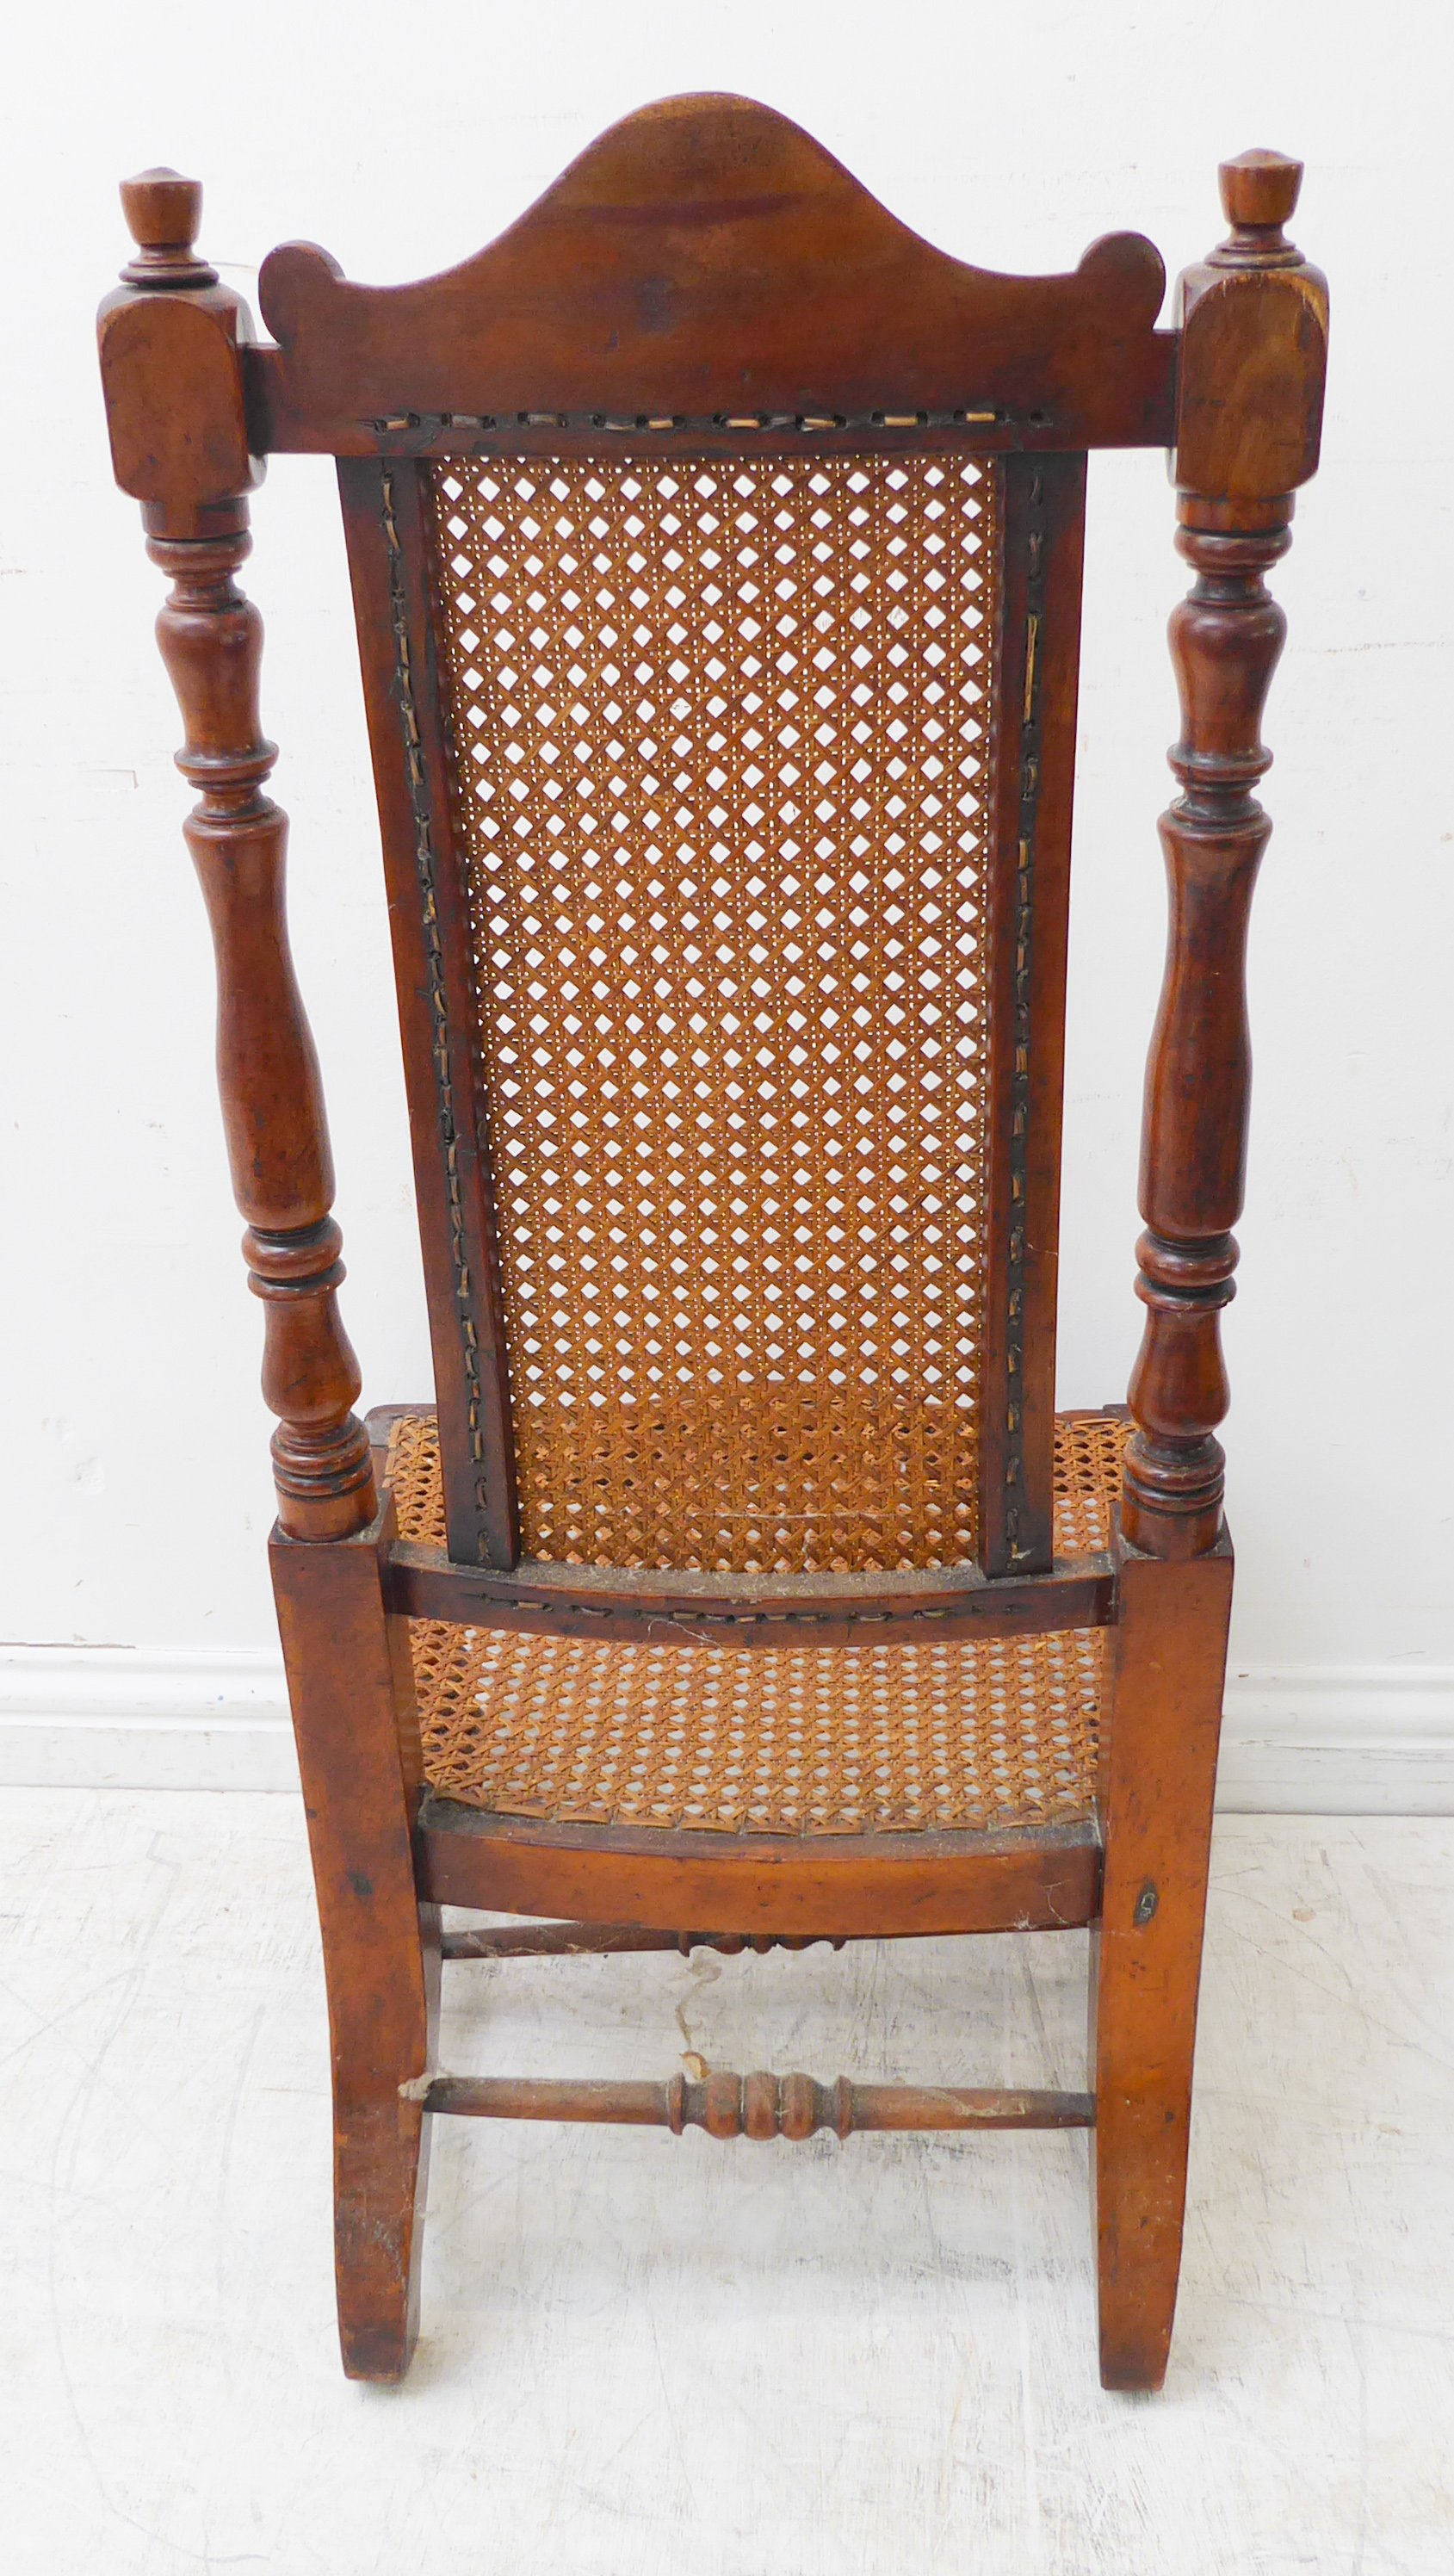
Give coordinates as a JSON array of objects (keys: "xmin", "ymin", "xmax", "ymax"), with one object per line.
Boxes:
[{"xmin": 289, "ymin": 99, "xmax": 1171, "ymax": 1575}]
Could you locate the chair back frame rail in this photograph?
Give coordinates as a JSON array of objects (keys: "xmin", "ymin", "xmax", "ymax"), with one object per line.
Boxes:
[{"xmin": 97, "ymin": 98, "xmax": 1327, "ymax": 2395}]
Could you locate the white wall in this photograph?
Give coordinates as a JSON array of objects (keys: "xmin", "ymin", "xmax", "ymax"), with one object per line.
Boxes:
[{"xmin": 2, "ymin": 0, "xmax": 1451, "ymax": 1798}]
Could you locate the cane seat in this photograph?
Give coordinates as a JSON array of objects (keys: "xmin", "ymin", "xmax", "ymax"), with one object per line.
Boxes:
[{"xmin": 387, "ymin": 1409, "xmax": 1125, "ymax": 1836}]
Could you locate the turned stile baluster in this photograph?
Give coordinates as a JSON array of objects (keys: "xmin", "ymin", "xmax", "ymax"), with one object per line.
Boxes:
[
  {"xmin": 1123, "ymin": 151, "xmax": 1328, "ymax": 1557},
  {"xmin": 100, "ymin": 177, "xmax": 435, "ymax": 2381},
  {"xmin": 151, "ymin": 531, "xmax": 379, "ymax": 1534},
  {"xmin": 102, "ymin": 170, "xmax": 375, "ymax": 1539},
  {"xmin": 1095, "ymin": 152, "xmax": 1328, "ymax": 2393}
]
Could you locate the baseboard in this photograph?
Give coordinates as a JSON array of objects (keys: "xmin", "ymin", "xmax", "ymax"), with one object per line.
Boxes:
[
  {"xmin": 1216, "ymin": 1669, "xmax": 1454, "ymax": 1815},
  {"xmin": 3, "ymin": 1648, "xmax": 1452, "ymax": 1811},
  {"xmin": 0, "ymin": 1650, "xmax": 299, "ymax": 1792}
]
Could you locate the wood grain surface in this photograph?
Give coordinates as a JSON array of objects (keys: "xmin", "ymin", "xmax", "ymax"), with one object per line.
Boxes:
[{"xmin": 96, "ymin": 119, "xmax": 1326, "ymax": 2393}]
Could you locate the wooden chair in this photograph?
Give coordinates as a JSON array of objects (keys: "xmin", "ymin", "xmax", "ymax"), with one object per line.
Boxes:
[{"xmin": 96, "ymin": 99, "xmax": 1327, "ymax": 2389}]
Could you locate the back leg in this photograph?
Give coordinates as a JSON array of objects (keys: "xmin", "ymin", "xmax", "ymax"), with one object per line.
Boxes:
[
  {"xmin": 1091, "ymin": 1537, "xmax": 1232, "ymax": 2391},
  {"xmin": 271, "ymin": 1502, "xmax": 441, "ymax": 2381}
]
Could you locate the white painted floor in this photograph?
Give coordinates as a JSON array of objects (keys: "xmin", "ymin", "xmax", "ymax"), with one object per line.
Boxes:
[{"xmin": 3, "ymin": 1793, "xmax": 1451, "ymax": 2573}]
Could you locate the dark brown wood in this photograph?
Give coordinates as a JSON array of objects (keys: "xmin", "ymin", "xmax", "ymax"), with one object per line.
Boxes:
[
  {"xmin": 1091, "ymin": 1535, "xmax": 1233, "ymax": 2391},
  {"xmin": 271, "ymin": 1499, "xmax": 441, "ymax": 2381},
  {"xmin": 99, "ymin": 129, "xmax": 1325, "ymax": 2393},
  {"xmin": 1123, "ymin": 152, "xmax": 1327, "ymax": 1557},
  {"xmin": 1122, "ymin": 493, "xmax": 1288, "ymax": 1554},
  {"xmin": 337, "ymin": 461, "xmax": 517, "ymax": 1564},
  {"xmin": 978, "ymin": 454, "xmax": 1086, "ymax": 1575},
  {"xmin": 1173, "ymin": 152, "xmax": 1328, "ymax": 503},
  {"xmin": 1095, "ymin": 152, "xmax": 1323, "ymax": 2387},
  {"xmin": 441, "ymin": 1923, "xmax": 847, "ymax": 1958},
  {"xmin": 249, "ymin": 97, "xmax": 1172, "ymax": 461},
  {"xmin": 102, "ymin": 176, "xmax": 376, "ymax": 1542},
  {"xmin": 418, "ymin": 1801, "xmax": 1102, "ymax": 1939},
  {"xmin": 117, "ymin": 169, "xmax": 219, "ymax": 289},
  {"xmin": 387, "ymin": 1536, "xmax": 1113, "ymax": 1644},
  {"xmin": 98, "ymin": 170, "xmax": 250, "ymax": 523},
  {"xmin": 409, "ymin": 2070, "xmax": 1094, "ymax": 2137},
  {"xmin": 152, "ymin": 520, "xmax": 377, "ymax": 1539}
]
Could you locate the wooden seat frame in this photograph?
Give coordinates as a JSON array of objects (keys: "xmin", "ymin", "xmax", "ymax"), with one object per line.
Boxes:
[{"xmin": 97, "ymin": 100, "xmax": 1327, "ymax": 2390}]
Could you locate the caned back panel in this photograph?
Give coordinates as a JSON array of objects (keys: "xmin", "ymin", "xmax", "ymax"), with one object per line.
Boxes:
[{"xmin": 419, "ymin": 454, "xmax": 999, "ymax": 1574}]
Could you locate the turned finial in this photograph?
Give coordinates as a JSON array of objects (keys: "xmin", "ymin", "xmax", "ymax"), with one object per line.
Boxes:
[
  {"xmin": 1210, "ymin": 149, "xmax": 1304, "ymax": 269},
  {"xmin": 119, "ymin": 166, "xmax": 219, "ymax": 288}
]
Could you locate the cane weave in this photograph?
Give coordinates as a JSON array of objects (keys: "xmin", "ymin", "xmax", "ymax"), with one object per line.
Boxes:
[
  {"xmin": 387, "ymin": 1409, "xmax": 1123, "ymax": 1837},
  {"xmin": 423, "ymin": 454, "xmax": 999, "ymax": 1574}
]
